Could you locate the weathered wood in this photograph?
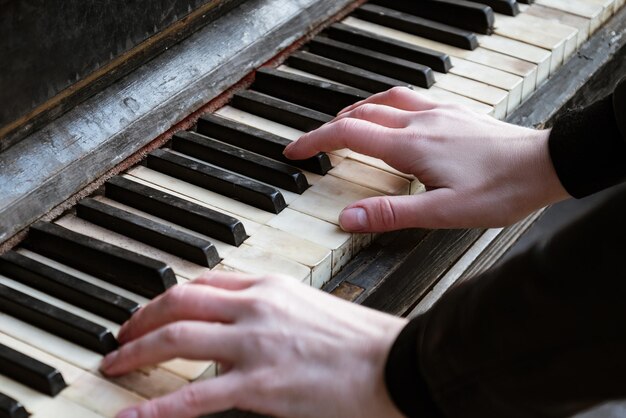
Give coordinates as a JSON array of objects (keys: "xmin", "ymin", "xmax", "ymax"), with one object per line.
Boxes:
[{"xmin": 0, "ymin": 0, "xmax": 360, "ymax": 246}]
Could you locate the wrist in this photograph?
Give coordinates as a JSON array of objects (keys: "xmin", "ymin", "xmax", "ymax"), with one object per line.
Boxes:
[{"xmin": 528, "ymin": 128, "xmax": 571, "ymax": 205}]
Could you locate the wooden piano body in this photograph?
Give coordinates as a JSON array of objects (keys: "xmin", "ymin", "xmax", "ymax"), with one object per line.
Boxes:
[{"xmin": 1, "ymin": 0, "xmax": 625, "ymax": 416}]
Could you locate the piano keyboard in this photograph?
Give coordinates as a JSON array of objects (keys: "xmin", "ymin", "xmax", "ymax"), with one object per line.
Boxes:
[{"xmin": 1, "ymin": 0, "xmax": 623, "ymax": 416}]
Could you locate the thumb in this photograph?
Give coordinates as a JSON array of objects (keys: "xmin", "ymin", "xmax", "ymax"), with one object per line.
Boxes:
[{"xmin": 338, "ymin": 190, "xmax": 459, "ymax": 232}]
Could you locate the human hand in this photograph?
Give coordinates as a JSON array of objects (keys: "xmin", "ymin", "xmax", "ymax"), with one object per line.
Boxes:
[
  {"xmin": 284, "ymin": 87, "xmax": 570, "ymax": 232},
  {"xmin": 100, "ymin": 271, "xmax": 407, "ymax": 418}
]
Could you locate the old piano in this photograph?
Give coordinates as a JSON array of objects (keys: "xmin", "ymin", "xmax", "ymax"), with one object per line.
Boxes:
[{"xmin": 1, "ymin": 0, "xmax": 625, "ymax": 416}]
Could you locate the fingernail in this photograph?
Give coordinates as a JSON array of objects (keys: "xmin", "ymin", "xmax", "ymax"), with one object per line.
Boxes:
[
  {"xmin": 117, "ymin": 408, "xmax": 138, "ymax": 418},
  {"xmin": 339, "ymin": 208, "xmax": 368, "ymax": 231},
  {"xmin": 100, "ymin": 350, "xmax": 119, "ymax": 373}
]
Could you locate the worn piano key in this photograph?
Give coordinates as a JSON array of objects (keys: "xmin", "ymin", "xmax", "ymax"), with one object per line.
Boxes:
[
  {"xmin": 171, "ymin": 131, "xmax": 309, "ymax": 194},
  {"xmin": 287, "ymin": 50, "xmax": 411, "ymax": 93},
  {"xmin": 535, "ymin": 0, "xmax": 604, "ymax": 32},
  {"xmin": 466, "ymin": 0, "xmax": 520, "ymax": 15},
  {"xmin": 492, "ymin": 13, "xmax": 570, "ymax": 69},
  {"xmin": 521, "ymin": 4, "xmax": 591, "ymax": 47},
  {"xmin": 267, "ymin": 209, "xmax": 352, "ymax": 277},
  {"xmin": 445, "ymin": 57, "xmax": 522, "ymax": 113},
  {"xmin": 324, "ymin": 22, "xmax": 452, "ymax": 73},
  {"xmin": 0, "ymin": 392, "xmax": 28, "ymax": 418},
  {"xmin": 329, "ymin": 159, "xmax": 411, "ymax": 196},
  {"xmin": 252, "ymin": 67, "xmax": 370, "ymax": 115},
  {"xmin": 76, "ymin": 198, "xmax": 220, "ymax": 268},
  {"xmin": 147, "ymin": 148, "xmax": 286, "ymax": 214},
  {"xmin": 0, "ymin": 330, "xmax": 187, "ymax": 403},
  {"xmin": 499, "ymin": 12, "xmax": 579, "ymax": 58},
  {"xmin": 23, "ymin": 220, "xmax": 177, "ymax": 299},
  {"xmin": 0, "ymin": 374, "xmax": 102, "ymax": 418},
  {"xmin": 0, "ymin": 283, "xmax": 117, "ymax": 355},
  {"xmin": 0, "ymin": 251, "xmax": 139, "ymax": 324},
  {"xmin": 125, "ymin": 170, "xmax": 272, "ymax": 232},
  {"xmin": 0, "ymin": 334, "xmax": 145, "ymax": 417},
  {"xmin": 244, "ymin": 226, "xmax": 333, "ymax": 288},
  {"xmin": 344, "ymin": 16, "xmax": 538, "ymax": 102},
  {"xmin": 221, "ymin": 244, "xmax": 311, "ymax": 284},
  {"xmin": 0, "ymin": 343, "xmax": 66, "ymax": 397},
  {"xmin": 353, "ymin": 4, "xmax": 478, "ymax": 50},
  {"xmin": 230, "ymin": 89, "xmax": 332, "ymax": 132},
  {"xmin": 307, "ymin": 35, "xmax": 435, "ymax": 88},
  {"xmin": 105, "ymin": 175, "xmax": 247, "ymax": 247},
  {"xmin": 55, "ymin": 215, "xmax": 204, "ymax": 282},
  {"xmin": 371, "ymin": 0, "xmax": 495, "ymax": 34},
  {"xmin": 434, "ymin": 72, "xmax": 509, "ymax": 118},
  {"xmin": 476, "ymin": 33, "xmax": 551, "ymax": 84},
  {"xmin": 195, "ymin": 113, "xmax": 332, "ymax": 175}
]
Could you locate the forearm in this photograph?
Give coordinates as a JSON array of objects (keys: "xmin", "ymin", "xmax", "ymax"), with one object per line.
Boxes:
[{"xmin": 385, "ymin": 181, "xmax": 626, "ymax": 418}]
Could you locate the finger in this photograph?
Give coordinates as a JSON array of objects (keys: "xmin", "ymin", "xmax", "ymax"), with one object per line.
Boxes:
[
  {"xmin": 338, "ymin": 190, "xmax": 464, "ymax": 232},
  {"xmin": 117, "ymin": 284, "xmax": 240, "ymax": 344},
  {"xmin": 102, "ymin": 321, "xmax": 239, "ymax": 377},
  {"xmin": 116, "ymin": 373, "xmax": 241, "ymax": 418},
  {"xmin": 333, "ymin": 103, "xmax": 411, "ymax": 129},
  {"xmin": 192, "ymin": 270, "xmax": 260, "ymax": 290},
  {"xmin": 337, "ymin": 86, "xmax": 438, "ymax": 115},
  {"xmin": 284, "ymin": 118, "xmax": 397, "ymax": 161}
]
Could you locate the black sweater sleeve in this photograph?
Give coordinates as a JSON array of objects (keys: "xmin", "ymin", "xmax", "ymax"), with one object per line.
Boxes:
[
  {"xmin": 548, "ymin": 77, "xmax": 626, "ymax": 198},
  {"xmin": 385, "ymin": 182, "xmax": 626, "ymax": 418},
  {"xmin": 385, "ymin": 80, "xmax": 626, "ymax": 418}
]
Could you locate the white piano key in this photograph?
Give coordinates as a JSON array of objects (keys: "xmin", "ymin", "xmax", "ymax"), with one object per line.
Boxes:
[
  {"xmin": 329, "ymin": 159, "xmax": 411, "ymax": 195},
  {"xmin": 221, "ymin": 244, "xmax": 312, "ymax": 284},
  {"xmin": 447, "ymin": 57, "xmax": 523, "ymax": 113},
  {"xmin": 0, "ymin": 374, "xmax": 104, "ymax": 418},
  {"xmin": 216, "ymin": 105, "xmax": 353, "ymax": 159},
  {"xmin": 55, "ymin": 215, "xmax": 201, "ymax": 282},
  {"xmin": 267, "ymin": 208, "xmax": 353, "ymax": 277},
  {"xmin": 91, "ymin": 196, "xmax": 239, "ymax": 260},
  {"xmin": 535, "ymin": 0, "xmax": 604, "ymax": 32},
  {"xmin": 277, "ymin": 64, "xmax": 350, "ymax": 88},
  {"xmin": 342, "ymin": 17, "xmax": 538, "ymax": 108},
  {"xmin": 521, "ymin": 4, "xmax": 591, "ymax": 48},
  {"xmin": 124, "ymin": 170, "xmax": 264, "ymax": 234},
  {"xmin": 430, "ymin": 72, "xmax": 508, "ymax": 119},
  {"xmin": 15, "ymin": 249, "xmax": 150, "ymax": 307},
  {"xmin": 413, "ymin": 85, "xmax": 495, "ymax": 115},
  {"xmin": 495, "ymin": 13, "xmax": 579, "ymax": 61},
  {"xmin": 244, "ymin": 225, "xmax": 333, "ymax": 288},
  {"xmin": 476, "ymin": 34, "xmax": 551, "ymax": 87}
]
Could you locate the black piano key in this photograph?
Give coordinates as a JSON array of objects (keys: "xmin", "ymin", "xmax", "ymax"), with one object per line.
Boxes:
[
  {"xmin": 0, "ymin": 392, "xmax": 28, "ymax": 418},
  {"xmin": 76, "ymin": 198, "xmax": 221, "ymax": 268},
  {"xmin": 105, "ymin": 176, "xmax": 247, "ymax": 247},
  {"xmin": 307, "ymin": 36, "xmax": 434, "ymax": 88},
  {"xmin": 0, "ymin": 250, "xmax": 139, "ymax": 324},
  {"xmin": 465, "ymin": 0, "xmax": 519, "ymax": 15},
  {"xmin": 196, "ymin": 113, "xmax": 332, "ymax": 175},
  {"xmin": 324, "ymin": 22, "xmax": 451, "ymax": 73},
  {"xmin": 288, "ymin": 51, "xmax": 408, "ymax": 94},
  {"xmin": 23, "ymin": 221, "xmax": 177, "ymax": 299},
  {"xmin": 0, "ymin": 343, "xmax": 67, "ymax": 397},
  {"xmin": 0, "ymin": 285, "xmax": 118, "ymax": 355},
  {"xmin": 171, "ymin": 131, "xmax": 309, "ymax": 194},
  {"xmin": 147, "ymin": 149, "xmax": 286, "ymax": 214},
  {"xmin": 230, "ymin": 90, "xmax": 332, "ymax": 132},
  {"xmin": 252, "ymin": 67, "xmax": 370, "ymax": 115},
  {"xmin": 371, "ymin": 0, "xmax": 494, "ymax": 35},
  {"xmin": 353, "ymin": 4, "xmax": 478, "ymax": 50},
  {"xmin": 517, "ymin": 0, "xmax": 532, "ymax": 3}
]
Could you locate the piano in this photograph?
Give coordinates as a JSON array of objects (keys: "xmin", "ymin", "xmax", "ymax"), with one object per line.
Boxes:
[{"xmin": 1, "ymin": 0, "xmax": 625, "ymax": 416}]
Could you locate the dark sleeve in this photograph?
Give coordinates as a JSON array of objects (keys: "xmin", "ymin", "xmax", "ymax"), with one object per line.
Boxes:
[
  {"xmin": 548, "ymin": 77, "xmax": 626, "ymax": 198},
  {"xmin": 385, "ymin": 182, "xmax": 626, "ymax": 418}
]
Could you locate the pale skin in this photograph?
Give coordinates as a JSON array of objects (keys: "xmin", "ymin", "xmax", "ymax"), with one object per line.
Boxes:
[{"xmin": 101, "ymin": 87, "xmax": 571, "ymax": 418}]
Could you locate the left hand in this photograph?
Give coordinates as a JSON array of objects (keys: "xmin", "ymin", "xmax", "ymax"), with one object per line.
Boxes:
[{"xmin": 100, "ymin": 271, "xmax": 407, "ymax": 418}]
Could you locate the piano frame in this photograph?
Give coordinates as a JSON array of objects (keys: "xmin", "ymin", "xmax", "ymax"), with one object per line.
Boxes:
[{"xmin": 0, "ymin": 2, "xmax": 625, "ymax": 415}]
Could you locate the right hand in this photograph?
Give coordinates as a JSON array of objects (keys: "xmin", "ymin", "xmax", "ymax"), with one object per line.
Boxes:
[{"xmin": 284, "ymin": 87, "xmax": 570, "ymax": 232}]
